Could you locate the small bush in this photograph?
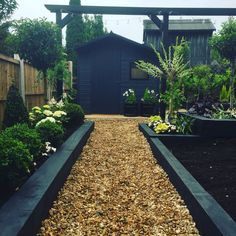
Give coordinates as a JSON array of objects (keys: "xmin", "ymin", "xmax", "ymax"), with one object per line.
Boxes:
[
  {"xmin": 2, "ymin": 124, "xmax": 43, "ymax": 159},
  {"xmin": 63, "ymin": 103, "xmax": 84, "ymax": 128},
  {"xmin": 0, "ymin": 135, "xmax": 33, "ymax": 190},
  {"xmin": 3, "ymin": 84, "xmax": 29, "ymax": 128},
  {"xmin": 36, "ymin": 121, "xmax": 64, "ymax": 148}
]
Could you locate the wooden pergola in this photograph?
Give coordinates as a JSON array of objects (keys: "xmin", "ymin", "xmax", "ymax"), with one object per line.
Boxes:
[{"xmin": 45, "ymin": 4, "xmax": 236, "ymax": 117}]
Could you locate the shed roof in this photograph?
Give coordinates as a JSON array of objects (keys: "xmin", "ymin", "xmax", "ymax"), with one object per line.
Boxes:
[
  {"xmin": 143, "ymin": 19, "xmax": 216, "ymax": 31},
  {"xmin": 77, "ymin": 32, "xmax": 152, "ymax": 51}
]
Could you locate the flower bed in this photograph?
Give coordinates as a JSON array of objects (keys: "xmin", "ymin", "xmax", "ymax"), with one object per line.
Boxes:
[
  {"xmin": 0, "ymin": 121, "xmax": 94, "ymax": 236},
  {"xmin": 139, "ymin": 126, "xmax": 236, "ymax": 236}
]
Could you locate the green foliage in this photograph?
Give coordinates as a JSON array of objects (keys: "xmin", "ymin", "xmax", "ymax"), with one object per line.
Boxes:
[
  {"xmin": 211, "ymin": 106, "xmax": 233, "ymax": 119},
  {"xmin": 220, "ymin": 85, "xmax": 231, "ymax": 102},
  {"xmin": 141, "ymin": 88, "xmax": 158, "ymax": 104},
  {"xmin": 36, "ymin": 121, "xmax": 64, "ymax": 148},
  {"xmin": 210, "ymin": 17, "xmax": 236, "ymax": 108},
  {"xmin": 47, "ymin": 57, "xmax": 71, "ymax": 90},
  {"xmin": 2, "ymin": 124, "xmax": 43, "ymax": 159},
  {"xmin": 66, "ymin": 0, "xmax": 107, "ymax": 75},
  {"xmin": 0, "ymin": 135, "xmax": 33, "ymax": 190},
  {"xmin": 11, "ymin": 18, "xmax": 62, "ymax": 73},
  {"xmin": 0, "ymin": 0, "xmax": 17, "ymax": 22},
  {"xmin": 123, "ymin": 89, "xmax": 137, "ymax": 104},
  {"xmin": 136, "ymin": 39, "xmax": 189, "ymax": 117},
  {"xmin": 3, "ymin": 84, "xmax": 29, "ymax": 128},
  {"xmin": 175, "ymin": 115, "xmax": 194, "ymax": 134},
  {"xmin": 62, "ymin": 103, "xmax": 85, "ymax": 128}
]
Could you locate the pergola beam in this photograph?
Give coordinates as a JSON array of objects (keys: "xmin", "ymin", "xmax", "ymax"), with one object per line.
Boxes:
[{"xmin": 45, "ymin": 5, "xmax": 236, "ymax": 16}]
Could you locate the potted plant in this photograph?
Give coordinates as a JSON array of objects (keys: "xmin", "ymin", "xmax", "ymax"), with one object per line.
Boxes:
[
  {"xmin": 140, "ymin": 88, "xmax": 158, "ymax": 116},
  {"xmin": 123, "ymin": 89, "xmax": 138, "ymax": 116}
]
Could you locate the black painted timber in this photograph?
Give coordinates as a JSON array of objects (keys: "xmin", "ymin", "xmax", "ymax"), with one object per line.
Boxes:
[
  {"xmin": 0, "ymin": 121, "xmax": 94, "ymax": 236},
  {"xmin": 45, "ymin": 5, "xmax": 236, "ymax": 16},
  {"xmin": 139, "ymin": 123, "xmax": 202, "ymax": 142}
]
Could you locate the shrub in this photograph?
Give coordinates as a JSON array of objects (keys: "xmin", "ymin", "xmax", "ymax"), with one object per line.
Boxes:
[
  {"xmin": 0, "ymin": 135, "xmax": 33, "ymax": 190},
  {"xmin": 62, "ymin": 103, "xmax": 84, "ymax": 128},
  {"xmin": 2, "ymin": 124, "xmax": 43, "ymax": 159},
  {"xmin": 3, "ymin": 84, "xmax": 29, "ymax": 128},
  {"xmin": 36, "ymin": 121, "xmax": 64, "ymax": 148}
]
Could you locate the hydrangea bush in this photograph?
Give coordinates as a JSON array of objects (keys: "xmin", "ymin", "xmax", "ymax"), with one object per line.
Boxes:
[
  {"xmin": 141, "ymin": 88, "xmax": 158, "ymax": 104},
  {"xmin": 29, "ymin": 98, "xmax": 67, "ymax": 127}
]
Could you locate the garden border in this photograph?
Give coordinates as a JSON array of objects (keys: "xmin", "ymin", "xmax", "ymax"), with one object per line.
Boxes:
[
  {"xmin": 178, "ymin": 112, "xmax": 236, "ymax": 137},
  {"xmin": 139, "ymin": 123, "xmax": 236, "ymax": 236},
  {"xmin": 0, "ymin": 121, "xmax": 94, "ymax": 236}
]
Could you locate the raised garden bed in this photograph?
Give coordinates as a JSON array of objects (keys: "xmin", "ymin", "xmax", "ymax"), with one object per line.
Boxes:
[
  {"xmin": 139, "ymin": 123, "xmax": 236, "ymax": 236},
  {"xmin": 178, "ymin": 112, "xmax": 236, "ymax": 137},
  {"xmin": 0, "ymin": 121, "xmax": 94, "ymax": 236}
]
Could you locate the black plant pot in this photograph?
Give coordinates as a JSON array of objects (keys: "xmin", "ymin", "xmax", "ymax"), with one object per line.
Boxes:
[
  {"xmin": 124, "ymin": 103, "xmax": 138, "ymax": 116},
  {"xmin": 140, "ymin": 102, "xmax": 155, "ymax": 117}
]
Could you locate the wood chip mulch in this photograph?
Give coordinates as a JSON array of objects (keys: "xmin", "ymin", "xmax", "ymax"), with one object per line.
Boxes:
[{"xmin": 38, "ymin": 119, "xmax": 200, "ymax": 236}]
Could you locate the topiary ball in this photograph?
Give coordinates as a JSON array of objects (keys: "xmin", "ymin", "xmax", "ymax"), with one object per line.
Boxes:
[
  {"xmin": 36, "ymin": 120, "xmax": 64, "ymax": 148},
  {"xmin": 63, "ymin": 103, "xmax": 84, "ymax": 128}
]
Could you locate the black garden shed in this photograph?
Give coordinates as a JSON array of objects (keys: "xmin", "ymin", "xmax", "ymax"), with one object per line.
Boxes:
[{"xmin": 77, "ymin": 32, "xmax": 157, "ymax": 114}]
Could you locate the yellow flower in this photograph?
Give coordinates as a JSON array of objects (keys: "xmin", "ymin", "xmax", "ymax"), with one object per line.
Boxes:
[
  {"xmin": 43, "ymin": 104, "xmax": 50, "ymax": 109},
  {"xmin": 155, "ymin": 123, "xmax": 169, "ymax": 134},
  {"xmin": 149, "ymin": 115, "xmax": 162, "ymax": 122},
  {"xmin": 32, "ymin": 106, "xmax": 41, "ymax": 111}
]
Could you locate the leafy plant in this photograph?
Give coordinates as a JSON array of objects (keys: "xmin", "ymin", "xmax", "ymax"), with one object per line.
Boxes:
[
  {"xmin": 175, "ymin": 115, "xmax": 194, "ymax": 134},
  {"xmin": 0, "ymin": 0, "xmax": 17, "ymax": 22},
  {"xmin": 141, "ymin": 88, "xmax": 158, "ymax": 104},
  {"xmin": 220, "ymin": 85, "xmax": 231, "ymax": 103},
  {"xmin": 36, "ymin": 121, "xmax": 64, "ymax": 148},
  {"xmin": 210, "ymin": 17, "xmax": 236, "ymax": 108},
  {"xmin": 0, "ymin": 135, "xmax": 33, "ymax": 191},
  {"xmin": 3, "ymin": 84, "xmax": 29, "ymax": 128},
  {"xmin": 62, "ymin": 103, "xmax": 85, "ymax": 128},
  {"xmin": 136, "ymin": 39, "xmax": 189, "ymax": 118},
  {"xmin": 147, "ymin": 115, "xmax": 177, "ymax": 134},
  {"xmin": 123, "ymin": 89, "xmax": 137, "ymax": 104},
  {"xmin": 211, "ymin": 106, "xmax": 233, "ymax": 119},
  {"xmin": 2, "ymin": 124, "xmax": 43, "ymax": 159}
]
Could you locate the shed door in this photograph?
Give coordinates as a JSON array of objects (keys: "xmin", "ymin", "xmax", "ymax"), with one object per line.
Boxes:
[{"xmin": 91, "ymin": 48, "xmax": 120, "ymax": 114}]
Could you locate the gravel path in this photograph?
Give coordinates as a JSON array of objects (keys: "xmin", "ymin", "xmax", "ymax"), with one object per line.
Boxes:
[{"xmin": 39, "ymin": 119, "xmax": 199, "ymax": 236}]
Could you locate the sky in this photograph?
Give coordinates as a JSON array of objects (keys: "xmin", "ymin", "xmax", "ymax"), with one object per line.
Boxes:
[{"xmin": 12, "ymin": 0, "xmax": 236, "ymax": 44}]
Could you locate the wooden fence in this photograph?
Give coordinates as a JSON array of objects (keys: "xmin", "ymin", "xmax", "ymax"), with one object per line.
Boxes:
[{"xmin": 0, "ymin": 53, "xmax": 45, "ymax": 124}]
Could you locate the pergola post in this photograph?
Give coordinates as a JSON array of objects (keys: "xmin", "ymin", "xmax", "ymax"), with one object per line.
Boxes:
[{"xmin": 160, "ymin": 14, "xmax": 169, "ymax": 119}]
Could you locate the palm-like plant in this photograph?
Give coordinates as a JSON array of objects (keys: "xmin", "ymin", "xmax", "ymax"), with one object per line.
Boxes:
[{"xmin": 136, "ymin": 40, "xmax": 189, "ymax": 118}]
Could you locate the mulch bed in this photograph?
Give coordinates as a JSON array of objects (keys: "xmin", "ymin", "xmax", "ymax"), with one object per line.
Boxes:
[
  {"xmin": 165, "ymin": 138, "xmax": 236, "ymax": 222},
  {"xmin": 38, "ymin": 119, "xmax": 199, "ymax": 235}
]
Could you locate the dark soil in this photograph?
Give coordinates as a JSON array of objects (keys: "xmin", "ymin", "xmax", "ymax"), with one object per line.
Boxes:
[{"xmin": 164, "ymin": 138, "xmax": 236, "ymax": 222}]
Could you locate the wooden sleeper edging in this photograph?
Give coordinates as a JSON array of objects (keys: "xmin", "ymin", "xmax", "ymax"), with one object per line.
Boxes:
[
  {"xmin": 139, "ymin": 123, "xmax": 236, "ymax": 235},
  {"xmin": 0, "ymin": 121, "xmax": 94, "ymax": 236}
]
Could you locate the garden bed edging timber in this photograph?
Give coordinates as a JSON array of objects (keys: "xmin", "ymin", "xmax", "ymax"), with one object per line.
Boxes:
[
  {"xmin": 178, "ymin": 112, "xmax": 236, "ymax": 137},
  {"xmin": 139, "ymin": 123, "xmax": 236, "ymax": 236},
  {"xmin": 0, "ymin": 121, "xmax": 94, "ymax": 236}
]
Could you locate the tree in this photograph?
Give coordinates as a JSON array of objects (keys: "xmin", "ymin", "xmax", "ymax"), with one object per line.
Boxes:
[
  {"xmin": 0, "ymin": 0, "xmax": 17, "ymax": 22},
  {"xmin": 3, "ymin": 84, "xmax": 29, "ymax": 128},
  {"xmin": 66, "ymin": 0, "xmax": 107, "ymax": 75},
  {"xmin": 136, "ymin": 40, "xmax": 189, "ymax": 118},
  {"xmin": 12, "ymin": 18, "xmax": 62, "ymax": 74},
  {"xmin": 210, "ymin": 17, "xmax": 236, "ymax": 108}
]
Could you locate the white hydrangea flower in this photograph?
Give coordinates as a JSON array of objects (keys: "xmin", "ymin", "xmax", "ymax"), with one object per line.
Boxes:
[
  {"xmin": 56, "ymin": 99, "xmax": 64, "ymax": 108},
  {"xmin": 36, "ymin": 117, "xmax": 56, "ymax": 127},
  {"xmin": 43, "ymin": 110, "xmax": 53, "ymax": 116},
  {"xmin": 53, "ymin": 110, "xmax": 67, "ymax": 118},
  {"xmin": 48, "ymin": 97, "xmax": 57, "ymax": 106}
]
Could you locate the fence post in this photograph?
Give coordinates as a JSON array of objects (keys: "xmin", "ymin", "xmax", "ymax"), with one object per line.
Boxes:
[{"xmin": 14, "ymin": 54, "xmax": 25, "ymax": 103}]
